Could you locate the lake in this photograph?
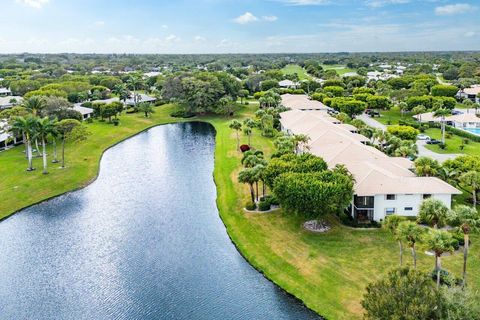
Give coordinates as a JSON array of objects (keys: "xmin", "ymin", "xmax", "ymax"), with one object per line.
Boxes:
[{"xmin": 0, "ymin": 122, "xmax": 320, "ymax": 320}]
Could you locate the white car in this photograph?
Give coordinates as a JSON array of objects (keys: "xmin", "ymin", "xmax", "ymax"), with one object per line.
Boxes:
[{"xmin": 417, "ymin": 134, "xmax": 431, "ymax": 141}]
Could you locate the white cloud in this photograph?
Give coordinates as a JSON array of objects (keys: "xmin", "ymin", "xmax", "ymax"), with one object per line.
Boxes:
[
  {"xmin": 365, "ymin": 0, "xmax": 410, "ymax": 8},
  {"xmin": 16, "ymin": 0, "xmax": 49, "ymax": 9},
  {"xmin": 165, "ymin": 34, "xmax": 181, "ymax": 43},
  {"xmin": 233, "ymin": 12, "xmax": 258, "ymax": 24},
  {"xmin": 263, "ymin": 15, "xmax": 278, "ymax": 22},
  {"xmin": 93, "ymin": 21, "xmax": 105, "ymax": 27},
  {"xmin": 161, "ymin": 25, "xmax": 168, "ymax": 29},
  {"xmin": 194, "ymin": 36, "xmax": 206, "ymax": 42},
  {"xmin": 435, "ymin": 3, "xmax": 474, "ymax": 15}
]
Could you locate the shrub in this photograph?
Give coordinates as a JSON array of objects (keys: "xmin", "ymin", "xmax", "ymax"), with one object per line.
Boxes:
[
  {"xmin": 339, "ymin": 212, "xmax": 380, "ymax": 228},
  {"xmin": 387, "ymin": 125, "xmax": 419, "ymax": 140},
  {"xmin": 112, "ymin": 118, "xmax": 120, "ymax": 126},
  {"xmin": 245, "ymin": 201, "xmax": 257, "ymax": 211},
  {"xmin": 430, "ymin": 269, "xmax": 461, "ymax": 287},
  {"xmin": 431, "ymin": 84, "xmax": 459, "ymax": 98},
  {"xmin": 240, "ymin": 144, "xmax": 250, "ymax": 153},
  {"xmin": 170, "ymin": 110, "xmax": 195, "ymax": 118},
  {"xmin": 258, "ymin": 201, "xmax": 271, "ymax": 211},
  {"xmin": 439, "ymin": 143, "xmax": 447, "ymax": 149}
]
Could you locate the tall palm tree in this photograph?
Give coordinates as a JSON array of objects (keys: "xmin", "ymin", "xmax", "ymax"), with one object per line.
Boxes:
[
  {"xmin": 459, "ymin": 171, "xmax": 480, "ymax": 208},
  {"xmin": 292, "ymin": 134, "xmax": 311, "ymax": 154},
  {"xmin": 22, "ymin": 96, "xmax": 45, "ymax": 116},
  {"xmin": 424, "ymin": 229, "xmax": 455, "ymax": 287},
  {"xmin": 243, "ymin": 118, "xmax": 256, "ymax": 146},
  {"xmin": 49, "ymin": 124, "xmax": 60, "ymax": 163},
  {"xmin": 397, "ymin": 221, "xmax": 425, "ymax": 268},
  {"xmin": 112, "ymin": 84, "xmax": 129, "ymax": 110},
  {"xmin": 417, "ymin": 198, "xmax": 449, "ymax": 229},
  {"xmin": 229, "ymin": 120, "xmax": 242, "ymax": 150},
  {"xmin": 126, "ymin": 76, "xmax": 144, "ymax": 109},
  {"xmin": 10, "ymin": 116, "xmax": 38, "ymax": 171},
  {"xmin": 434, "ymin": 108, "xmax": 451, "ymax": 144},
  {"xmin": 137, "ymin": 102, "xmax": 155, "ymax": 118},
  {"xmin": 414, "ymin": 157, "xmax": 440, "ymax": 177},
  {"xmin": 36, "ymin": 117, "xmax": 56, "ymax": 174},
  {"xmin": 238, "ymin": 167, "xmax": 258, "ymax": 203},
  {"xmin": 383, "ymin": 215, "xmax": 407, "ymax": 266},
  {"xmin": 448, "ymin": 205, "xmax": 480, "ymax": 287}
]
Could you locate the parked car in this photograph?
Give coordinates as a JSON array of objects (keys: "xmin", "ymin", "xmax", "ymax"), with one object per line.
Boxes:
[
  {"xmin": 365, "ymin": 109, "xmax": 380, "ymax": 117},
  {"xmin": 426, "ymin": 139, "xmax": 441, "ymax": 145},
  {"xmin": 451, "ymin": 110, "xmax": 463, "ymax": 115},
  {"xmin": 417, "ymin": 134, "xmax": 431, "ymax": 140}
]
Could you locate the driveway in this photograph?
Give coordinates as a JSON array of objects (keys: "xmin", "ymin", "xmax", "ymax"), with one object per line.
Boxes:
[
  {"xmin": 416, "ymin": 140, "xmax": 460, "ymax": 162},
  {"xmin": 358, "ymin": 114, "xmax": 387, "ymax": 130}
]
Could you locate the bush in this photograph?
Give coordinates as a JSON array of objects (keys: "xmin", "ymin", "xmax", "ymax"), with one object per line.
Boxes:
[
  {"xmin": 258, "ymin": 201, "xmax": 271, "ymax": 211},
  {"xmin": 170, "ymin": 110, "xmax": 195, "ymax": 118},
  {"xmin": 240, "ymin": 144, "xmax": 250, "ymax": 152},
  {"xmin": 431, "ymin": 269, "xmax": 462, "ymax": 287},
  {"xmin": 439, "ymin": 143, "xmax": 447, "ymax": 149},
  {"xmin": 245, "ymin": 201, "xmax": 257, "ymax": 211},
  {"xmin": 387, "ymin": 125, "xmax": 419, "ymax": 140},
  {"xmin": 339, "ymin": 212, "xmax": 380, "ymax": 228},
  {"xmin": 112, "ymin": 118, "xmax": 119, "ymax": 126}
]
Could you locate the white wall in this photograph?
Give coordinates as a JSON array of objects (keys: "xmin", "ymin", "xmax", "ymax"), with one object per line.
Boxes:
[{"xmin": 372, "ymin": 193, "xmax": 452, "ymax": 222}]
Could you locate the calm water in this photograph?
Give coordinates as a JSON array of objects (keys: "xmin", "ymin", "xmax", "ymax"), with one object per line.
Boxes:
[{"xmin": 0, "ymin": 122, "xmax": 320, "ymax": 320}]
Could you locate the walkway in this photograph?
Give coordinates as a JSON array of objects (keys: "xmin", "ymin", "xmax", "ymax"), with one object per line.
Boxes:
[
  {"xmin": 357, "ymin": 114, "xmax": 387, "ymax": 130},
  {"xmin": 416, "ymin": 140, "xmax": 460, "ymax": 163}
]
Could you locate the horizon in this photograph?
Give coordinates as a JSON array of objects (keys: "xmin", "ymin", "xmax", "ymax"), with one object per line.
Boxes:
[{"xmin": 1, "ymin": 0, "xmax": 479, "ymax": 54}]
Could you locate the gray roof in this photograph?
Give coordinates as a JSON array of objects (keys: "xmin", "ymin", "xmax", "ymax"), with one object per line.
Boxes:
[{"xmin": 73, "ymin": 105, "xmax": 94, "ymax": 115}]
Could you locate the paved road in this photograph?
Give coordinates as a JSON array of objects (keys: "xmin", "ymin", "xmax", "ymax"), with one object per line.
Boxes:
[
  {"xmin": 416, "ymin": 140, "xmax": 460, "ymax": 163},
  {"xmin": 358, "ymin": 114, "xmax": 387, "ymax": 130},
  {"xmin": 359, "ymin": 113, "xmax": 459, "ymax": 162}
]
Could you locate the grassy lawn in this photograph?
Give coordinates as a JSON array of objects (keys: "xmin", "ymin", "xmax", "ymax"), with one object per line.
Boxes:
[
  {"xmin": 423, "ymin": 128, "xmax": 480, "ymax": 156},
  {"xmin": 377, "ymin": 108, "xmax": 414, "ymax": 125},
  {"xmin": 321, "ymin": 64, "xmax": 357, "ymax": 76},
  {"xmin": 1, "ymin": 103, "xmax": 479, "ymax": 319},
  {"xmin": 281, "ymin": 64, "xmax": 311, "ymax": 80}
]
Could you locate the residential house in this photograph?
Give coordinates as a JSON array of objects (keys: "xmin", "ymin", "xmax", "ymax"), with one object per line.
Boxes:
[
  {"xmin": 0, "ymin": 87, "xmax": 12, "ymax": 97},
  {"xmin": 281, "ymin": 94, "xmax": 332, "ymax": 112},
  {"xmin": 73, "ymin": 104, "xmax": 94, "ymax": 120},
  {"xmin": 280, "ymin": 109, "xmax": 461, "ymax": 222},
  {"xmin": 457, "ymin": 85, "xmax": 480, "ymax": 103},
  {"xmin": 414, "ymin": 109, "xmax": 480, "ymax": 129},
  {"xmin": 278, "ymin": 80, "xmax": 299, "ymax": 89}
]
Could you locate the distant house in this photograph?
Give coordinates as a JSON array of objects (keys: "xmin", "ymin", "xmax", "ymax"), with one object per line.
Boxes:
[
  {"xmin": 278, "ymin": 80, "xmax": 299, "ymax": 89},
  {"xmin": 0, "ymin": 120, "xmax": 21, "ymax": 151},
  {"xmin": 0, "ymin": 96, "xmax": 23, "ymax": 110},
  {"xmin": 414, "ymin": 110, "xmax": 480, "ymax": 129},
  {"xmin": 281, "ymin": 94, "xmax": 331, "ymax": 112},
  {"xmin": 457, "ymin": 85, "xmax": 480, "ymax": 103},
  {"xmin": 0, "ymin": 87, "xmax": 12, "ymax": 97},
  {"xmin": 73, "ymin": 104, "xmax": 94, "ymax": 120},
  {"xmin": 92, "ymin": 93, "xmax": 156, "ymax": 107}
]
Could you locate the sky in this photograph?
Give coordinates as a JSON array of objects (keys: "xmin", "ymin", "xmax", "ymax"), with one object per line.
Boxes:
[{"xmin": 0, "ymin": 0, "xmax": 478, "ymax": 53}]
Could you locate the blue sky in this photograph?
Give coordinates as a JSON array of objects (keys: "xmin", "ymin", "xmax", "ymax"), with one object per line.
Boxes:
[{"xmin": 0, "ymin": 0, "xmax": 478, "ymax": 53}]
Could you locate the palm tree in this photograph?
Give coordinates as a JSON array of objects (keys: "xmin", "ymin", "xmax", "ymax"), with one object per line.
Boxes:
[
  {"xmin": 22, "ymin": 96, "xmax": 45, "ymax": 116},
  {"xmin": 50, "ymin": 125, "xmax": 60, "ymax": 163},
  {"xmin": 241, "ymin": 153, "xmax": 267, "ymax": 200},
  {"xmin": 414, "ymin": 157, "xmax": 440, "ymax": 177},
  {"xmin": 448, "ymin": 205, "xmax": 480, "ymax": 286},
  {"xmin": 112, "ymin": 84, "xmax": 129, "ymax": 109},
  {"xmin": 459, "ymin": 171, "xmax": 480, "ymax": 207},
  {"xmin": 292, "ymin": 134, "xmax": 311, "ymax": 154},
  {"xmin": 56, "ymin": 119, "xmax": 82, "ymax": 169},
  {"xmin": 434, "ymin": 108, "xmax": 451, "ymax": 144},
  {"xmin": 36, "ymin": 117, "xmax": 56, "ymax": 174},
  {"xmin": 397, "ymin": 221, "xmax": 425, "ymax": 268},
  {"xmin": 438, "ymin": 167, "xmax": 458, "ymax": 185},
  {"xmin": 417, "ymin": 198, "xmax": 449, "ymax": 229},
  {"xmin": 137, "ymin": 102, "xmax": 155, "ymax": 118},
  {"xmin": 238, "ymin": 168, "xmax": 258, "ymax": 203},
  {"xmin": 383, "ymin": 215, "xmax": 406, "ymax": 266},
  {"xmin": 243, "ymin": 118, "xmax": 256, "ymax": 146},
  {"xmin": 10, "ymin": 116, "xmax": 38, "ymax": 171},
  {"xmin": 126, "ymin": 76, "xmax": 144, "ymax": 109},
  {"xmin": 424, "ymin": 229, "xmax": 455, "ymax": 287},
  {"xmin": 229, "ymin": 120, "xmax": 242, "ymax": 150}
]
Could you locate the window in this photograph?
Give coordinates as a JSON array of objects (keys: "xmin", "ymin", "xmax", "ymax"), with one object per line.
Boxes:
[
  {"xmin": 385, "ymin": 208, "xmax": 396, "ymax": 215},
  {"xmin": 386, "ymin": 194, "xmax": 396, "ymax": 200},
  {"xmin": 423, "ymin": 194, "xmax": 432, "ymax": 199},
  {"xmin": 404, "ymin": 207, "xmax": 413, "ymax": 211}
]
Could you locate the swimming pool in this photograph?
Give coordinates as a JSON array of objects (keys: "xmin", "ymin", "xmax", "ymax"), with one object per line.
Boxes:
[{"xmin": 464, "ymin": 128, "xmax": 480, "ymax": 135}]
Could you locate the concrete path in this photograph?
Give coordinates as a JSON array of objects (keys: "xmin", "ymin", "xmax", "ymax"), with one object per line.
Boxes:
[
  {"xmin": 416, "ymin": 141, "xmax": 460, "ymax": 163},
  {"xmin": 358, "ymin": 114, "xmax": 387, "ymax": 130}
]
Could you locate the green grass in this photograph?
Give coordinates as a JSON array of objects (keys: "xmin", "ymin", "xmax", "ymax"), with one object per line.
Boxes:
[
  {"xmin": 281, "ymin": 64, "xmax": 311, "ymax": 80},
  {"xmin": 320, "ymin": 64, "xmax": 357, "ymax": 76},
  {"xmin": 1, "ymin": 103, "xmax": 479, "ymax": 319},
  {"xmin": 377, "ymin": 108, "xmax": 414, "ymax": 125},
  {"xmin": 423, "ymin": 128, "xmax": 480, "ymax": 156}
]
